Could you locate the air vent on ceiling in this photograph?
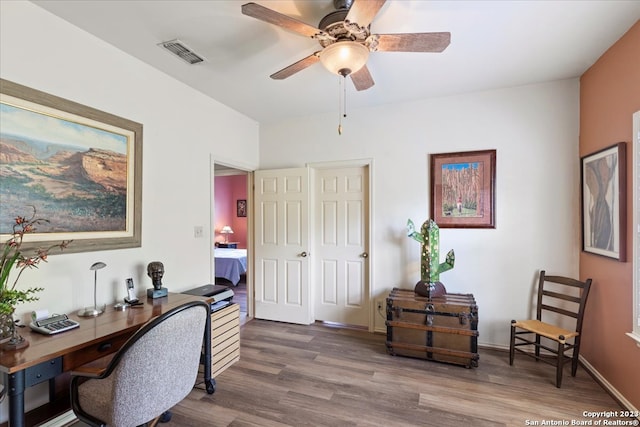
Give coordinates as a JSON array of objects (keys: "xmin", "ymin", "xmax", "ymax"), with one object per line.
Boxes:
[{"xmin": 158, "ymin": 39, "xmax": 205, "ymax": 65}]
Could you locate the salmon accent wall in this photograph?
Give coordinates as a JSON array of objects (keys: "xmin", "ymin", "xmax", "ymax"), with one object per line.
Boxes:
[
  {"xmin": 579, "ymin": 21, "xmax": 640, "ymax": 409},
  {"xmin": 214, "ymin": 174, "xmax": 248, "ymax": 248}
]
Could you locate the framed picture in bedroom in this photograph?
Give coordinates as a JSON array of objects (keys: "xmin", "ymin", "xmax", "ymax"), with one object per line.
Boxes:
[
  {"xmin": 237, "ymin": 199, "xmax": 247, "ymax": 217},
  {"xmin": 0, "ymin": 78, "xmax": 143, "ymax": 254}
]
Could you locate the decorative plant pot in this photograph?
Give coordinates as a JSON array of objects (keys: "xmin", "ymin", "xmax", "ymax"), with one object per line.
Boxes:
[
  {"xmin": 0, "ymin": 312, "xmax": 14, "ymax": 344},
  {"xmin": 0, "ymin": 311, "xmax": 29, "ymax": 350},
  {"xmin": 414, "ymin": 281, "xmax": 447, "ymax": 298}
]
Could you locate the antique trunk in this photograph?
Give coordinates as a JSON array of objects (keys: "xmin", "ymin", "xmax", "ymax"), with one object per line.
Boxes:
[{"xmin": 386, "ymin": 287, "xmax": 479, "ymax": 368}]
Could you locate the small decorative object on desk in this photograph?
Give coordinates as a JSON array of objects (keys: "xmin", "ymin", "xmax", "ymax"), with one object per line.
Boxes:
[
  {"xmin": 0, "ymin": 207, "xmax": 71, "ymax": 349},
  {"xmin": 407, "ymin": 219, "xmax": 455, "ymax": 298},
  {"xmin": 146, "ymin": 261, "xmax": 168, "ymax": 298}
]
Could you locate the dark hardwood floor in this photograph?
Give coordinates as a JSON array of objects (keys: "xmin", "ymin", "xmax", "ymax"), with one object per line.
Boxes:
[
  {"xmin": 174, "ymin": 320, "xmax": 630, "ymax": 427},
  {"xmin": 215, "ymin": 276, "xmax": 247, "ymax": 325}
]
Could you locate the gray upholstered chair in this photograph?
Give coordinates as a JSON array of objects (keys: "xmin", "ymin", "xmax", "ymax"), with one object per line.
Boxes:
[{"xmin": 70, "ymin": 300, "xmax": 209, "ymax": 427}]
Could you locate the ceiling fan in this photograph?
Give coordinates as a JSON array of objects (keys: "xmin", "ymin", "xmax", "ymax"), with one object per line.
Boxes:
[{"xmin": 241, "ymin": 0, "xmax": 451, "ymax": 91}]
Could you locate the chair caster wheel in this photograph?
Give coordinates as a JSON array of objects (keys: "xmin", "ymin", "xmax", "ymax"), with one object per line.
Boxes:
[{"xmin": 160, "ymin": 411, "xmax": 172, "ymax": 423}]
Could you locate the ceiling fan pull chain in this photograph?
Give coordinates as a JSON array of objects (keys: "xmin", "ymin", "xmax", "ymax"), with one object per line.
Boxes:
[
  {"xmin": 338, "ymin": 76, "xmax": 344, "ymax": 135},
  {"xmin": 337, "ymin": 75, "xmax": 349, "ymax": 135},
  {"xmin": 343, "ymin": 75, "xmax": 348, "ymax": 120}
]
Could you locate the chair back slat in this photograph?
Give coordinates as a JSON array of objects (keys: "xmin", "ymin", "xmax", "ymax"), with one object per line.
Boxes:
[
  {"xmin": 541, "ymin": 304, "xmax": 579, "ymax": 319},
  {"xmin": 543, "ymin": 274, "xmax": 588, "ymax": 288},
  {"xmin": 542, "ymin": 290, "xmax": 581, "ymax": 304}
]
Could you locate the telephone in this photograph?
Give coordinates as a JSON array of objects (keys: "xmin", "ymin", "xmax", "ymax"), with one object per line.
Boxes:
[{"xmin": 125, "ymin": 278, "xmax": 139, "ymax": 304}]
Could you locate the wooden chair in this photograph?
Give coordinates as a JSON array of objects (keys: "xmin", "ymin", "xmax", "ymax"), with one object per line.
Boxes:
[
  {"xmin": 509, "ymin": 270, "xmax": 592, "ymax": 387},
  {"xmin": 70, "ymin": 300, "xmax": 209, "ymax": 427}
]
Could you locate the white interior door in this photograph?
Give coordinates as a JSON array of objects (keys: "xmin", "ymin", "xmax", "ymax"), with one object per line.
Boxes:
[
  {"xmin": 313, "ymin": 166, "xmax": 369, "ymax": 327},
  {"xmin": 254, "ymin": 168, "xmax": 312, "ymax": 324}
]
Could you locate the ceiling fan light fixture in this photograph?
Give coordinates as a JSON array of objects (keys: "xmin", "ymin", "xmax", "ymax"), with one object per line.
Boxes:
[{"xmin": 320, "ymin": 41, "xmax": 369, "ymax": 76}]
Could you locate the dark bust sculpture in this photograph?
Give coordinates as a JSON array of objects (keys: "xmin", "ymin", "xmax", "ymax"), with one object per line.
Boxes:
[
  {"xmin": 147, "ymin": 261, "xmax": 165, "ymax": 290},
  {"xmin": 146, "ymin": 261, "xmax": 168, "ymax": 298}
]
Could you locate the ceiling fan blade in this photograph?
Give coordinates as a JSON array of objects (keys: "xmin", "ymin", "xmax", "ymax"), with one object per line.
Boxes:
[
  {"xmin": 270, "ymin": 52, "xmax": 321, "ymax": 80},
  {"xmin": 375, "ymin": 32, "xmax": 451, "ymax": 52},
  {"xmin": 350, "ymin": 65, "xmax": 375, "ymax": 91},
  {"xmin": 242, "ymin": 2, "xmax": 322, "ymax": 38},
  {"xmin": 346, "ymin": 0, "xmax": 387, "ymax": 28}
]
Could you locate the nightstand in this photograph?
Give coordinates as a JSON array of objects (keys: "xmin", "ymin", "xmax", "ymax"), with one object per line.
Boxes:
[{"xmin": 218, "ymin": 242, "xmax": 238, "ymax": 248}]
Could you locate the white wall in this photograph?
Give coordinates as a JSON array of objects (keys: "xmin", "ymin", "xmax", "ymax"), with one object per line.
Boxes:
[
  {"xmin": 260, "ymin": 78, "xmax": 581, "ymax": 345},
  {"xmin": 1, "ymin": 2, "xmax": 259, "ymax": 419}
]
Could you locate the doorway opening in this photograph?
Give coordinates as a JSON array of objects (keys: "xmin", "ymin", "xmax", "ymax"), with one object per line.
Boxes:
[{"xmin": 213, "ymin": 163, "xmax": 250, "ymax": 325}]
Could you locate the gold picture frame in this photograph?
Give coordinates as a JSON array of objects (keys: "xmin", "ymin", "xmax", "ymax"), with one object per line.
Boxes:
[{"xmin": 0, "ymin": 79, "xmax": 142, "ymax": 254}]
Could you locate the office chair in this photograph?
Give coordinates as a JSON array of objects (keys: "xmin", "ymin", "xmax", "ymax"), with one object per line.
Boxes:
[
  {"xmin": 70, "ymin": 300, "xmax": 210, "ymax": 427},
  {"xmin": 509, "ymin": 270, "xmax": 592, "ymax": 387}
]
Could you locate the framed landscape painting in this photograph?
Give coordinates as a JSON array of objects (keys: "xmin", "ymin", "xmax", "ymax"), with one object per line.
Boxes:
[
  {"xmin": 430, "ymin": 149, "xmax": 496, "ymax": 228},
  {"xmin": 581, "ymin": 142, "xmax": 626, "ymax": 261},
  {"xmin": 0, "ymin": 79, "xmax": 142, "ymax": 254}
]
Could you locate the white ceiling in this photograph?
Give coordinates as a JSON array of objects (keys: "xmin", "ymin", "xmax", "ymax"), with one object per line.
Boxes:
[{"xmin": 32, "ymin": 1, "xmax": 640, "ymax": 125}]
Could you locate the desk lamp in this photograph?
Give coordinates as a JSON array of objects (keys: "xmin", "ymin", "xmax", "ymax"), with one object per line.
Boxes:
[
  {"xmin": 78, "ymin": 261, "xmax": 107, "ymax": 317},
  {"xmin": 220, "ymin": 226, "xmax": 234, "ymax": 243}
]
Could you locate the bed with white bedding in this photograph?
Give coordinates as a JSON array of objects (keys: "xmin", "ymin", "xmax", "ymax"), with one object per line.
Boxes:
[{"xmin": 214, "ymin": 248, "xmax": 247, "ymax": 286}]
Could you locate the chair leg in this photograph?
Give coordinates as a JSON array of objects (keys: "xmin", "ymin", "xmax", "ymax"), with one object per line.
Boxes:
[
  {"xmin": 555, "ymin": 341, "xmax": 564, "ymax": 388},
  {"xmin": 142, "ymin": 412, "xmax": 170, "ymax": 427},
  {"xmin": 571, "ymin": 338, "xmax": 581, "ymax": 377},
  {"xmin": 535, "ymin": 334, "xmax": 541, "ymax": 359},
  {"xmin": 509, "ymin": 323, "xmax": 516, "ymax": 365}
]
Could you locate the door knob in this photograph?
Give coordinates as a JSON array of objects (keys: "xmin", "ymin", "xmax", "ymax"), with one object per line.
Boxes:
[
  {"xmin": 361, "ymin": 252, "xmax": 369, "ymax": 258},
  {"xmin": 299, "ymin": 251, "xmax": 308, "ymax": 257}
]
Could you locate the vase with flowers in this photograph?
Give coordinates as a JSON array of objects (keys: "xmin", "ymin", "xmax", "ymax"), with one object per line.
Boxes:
[{"xmin": 0, "ymin": 208, "xmax": 71, "ymax": 349}]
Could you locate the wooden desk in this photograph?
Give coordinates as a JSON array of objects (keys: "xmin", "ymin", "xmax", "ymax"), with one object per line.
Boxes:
[{"xmin": 0, "ymin": 292, "xmax": 214, "ymax": 427}]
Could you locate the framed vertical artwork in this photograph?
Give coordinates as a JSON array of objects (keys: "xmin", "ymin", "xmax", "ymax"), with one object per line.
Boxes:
[
  {"xmin": 430, "ymin": 149, "xmax": 496, "ymax": 228},
  {"xmin": 0, "ymin": 79, "xmax": 143, "ymax": 254},
  {"xmin": 237, "ymin": 199, "xmax": 247, "ymax": 217},
  {"xmin": 581, "ymin": 142, "xmax": 627, "ymax": 261}
]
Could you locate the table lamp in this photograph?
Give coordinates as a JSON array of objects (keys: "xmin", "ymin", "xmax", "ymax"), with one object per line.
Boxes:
[
  {"xmin": 78, "ymin": 261, "xmax": 107, "ymax": 317},
  {"xmin": 220, "ymin": 225, "xmax": 234, "ymax": 243}
]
